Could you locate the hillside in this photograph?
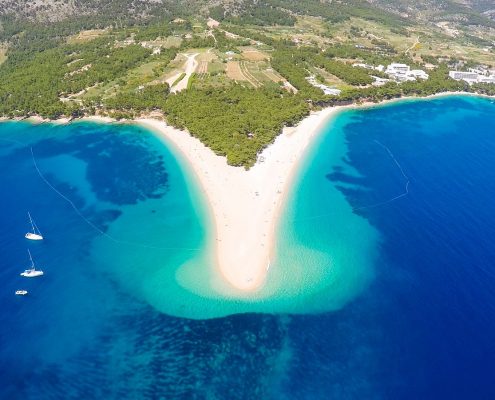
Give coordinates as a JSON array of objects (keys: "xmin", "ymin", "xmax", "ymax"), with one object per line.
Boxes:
[
  {"xmin": 0, "ymin": 0, "xmax": 198, "ymax": 22},
  {"xmin": 0, "ymin": 0, "xmax": 494, "ymax": 167},
  {"xmin": 1, "ymin": 0, "xmax": 494, "ymax": 30},
  {"xmin": 367, "ymin": 0, "xmax": 495, "ymax": 24}
]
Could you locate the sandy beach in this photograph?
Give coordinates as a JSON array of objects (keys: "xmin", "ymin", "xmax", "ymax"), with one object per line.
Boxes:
[
  {"xmin": 137, "ymin": 107, "xmax": 344, "ymax": 291},
  {"xmin": 3, "ymin": 91, "xmax": 491, "ymax": 292},
  {"xmin": 137, "ymin": 91, "xmax": 495, "ymax": 291}
]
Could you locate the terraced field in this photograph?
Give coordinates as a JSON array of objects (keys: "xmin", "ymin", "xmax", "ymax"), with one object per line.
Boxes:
[
  {"xmin": 226, "ymin": 61, "xmax": 252, "ymax": 85},
  {"xmin": 196, "ymin": 50, "xmax": 217, "ymax": 79},
  {"xmin": 239, "ymin": 61, "xmax": 262, "ymax": 87}
]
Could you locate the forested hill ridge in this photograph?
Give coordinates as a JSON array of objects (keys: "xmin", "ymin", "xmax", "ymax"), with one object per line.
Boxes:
[
  {"xmin": 367, "ymin": 0, "xmax": 495, "ymax": 25},
  {"xmin": 0, "ymin": 0, "xmax": 495, "ymax": 167},
  {"xmin": 1, "ymin": 0, "xmax": 494, "ymax": 24}
]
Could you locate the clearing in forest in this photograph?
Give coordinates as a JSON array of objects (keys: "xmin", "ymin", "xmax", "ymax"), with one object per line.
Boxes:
[
  {"xmin": 263, "ymin": 68, "xmax": 284, "ymax": 83},
  {"xmin": 68, "ymin": 29, "xmax": 108, "ymax": 44},
  {"xmin": 241, "ymin": 48, "xmax": 269, "ymax": 61},
  {"xmin": 196, "ymin": 51, "xmax": 217, "ymax": 79},
  {"xmin": 226, "ymin": 60, "xmax": 268, "ymax": 88},
  {"xmin": 239, "ymin": 61, "xmax": 262, "ymax": 88},
  {"xmin": 226, "ymin": 61, "xmax": 250, "ymax": 82}
]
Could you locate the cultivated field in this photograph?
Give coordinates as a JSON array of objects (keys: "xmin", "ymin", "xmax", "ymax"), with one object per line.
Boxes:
[
  {"xmin": 263, "ymin": 68, "xmax": 283, "ymax": 83},
  {"xmin": 68, "ymin": 29, "xmax": 108, "ymax": 44},
  {"xmin": 196, "ymin": 50, "xmax": 217, "ymax": 79},
  {"xmin": 197, "ymin": 61, "xmax": 208, "ymax": 77},
  {"xmin": 239, "ymin": 61, "xmax": 262, "ymax": 87},
  {"xmin": 226, "ymin": 61, "xmax": 251, "ymax": 83},
  {"xmin": 241, "ymin": 48, "xmax": 269, "ymax": 61}
]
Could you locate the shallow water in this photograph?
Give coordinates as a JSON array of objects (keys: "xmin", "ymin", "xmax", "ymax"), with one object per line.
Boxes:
[{"xmin": 1, "ymin": 95, "xmax": 495, "ymax": 398}]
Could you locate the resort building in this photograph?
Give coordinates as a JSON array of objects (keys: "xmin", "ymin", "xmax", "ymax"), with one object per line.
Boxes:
[
  {"xmin": 386, "ymin": 63, "xmax": 410, "ymax": 74},
  {"xmin": 409, "ymin": 70, "xmax": 430, "ymax": 80},
  {"xmin": 353, "ymin": 62, "xmax": 429, "ymax": 83},
  {"xmin": 353, "ymin": 63, "xmax": 386, "ymax": 73},
  {"xmin": 306, "ymin": 75, "xmax": 342, "ymax": 96},
  {"xmin": 449, "ymin": 70, "xmax": 495, "ymax": 85},
  {"xmin": 449, "ymin": 71, "xmax": 479, "ymax": 82},
  {"xmin": 478, "ymin": 76, "xmax": 495, "ymax": 84},
  {"xmin": 352, "ymin": 63, "xmax": 375, "ymax": 70},
  {"xmin": 372, "ymin": 77, "xmax": 392, "ymax": 86}
]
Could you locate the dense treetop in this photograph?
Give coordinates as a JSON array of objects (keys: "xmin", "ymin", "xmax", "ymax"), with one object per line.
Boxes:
[{"xmin": 0, "ymin": 1, "xmax": 494, "ymax": 166}]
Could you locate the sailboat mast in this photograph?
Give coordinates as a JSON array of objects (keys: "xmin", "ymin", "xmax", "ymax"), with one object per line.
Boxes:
[
  {"xmin": 27, "ymin": 249, "xmax": 34, "ymax": 268},
  {"xmin": 28, "ymin": 212, "xmax": 35, "ymax": 233},
  {"xmin": 33, "ymin": 220, "xmax": 42, "ymax": 236}
]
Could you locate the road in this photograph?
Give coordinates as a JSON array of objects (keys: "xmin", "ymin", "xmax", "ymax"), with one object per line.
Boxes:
[{"xmin": 170, "ymin": 53, "xmax": 199, "ymax": 93}]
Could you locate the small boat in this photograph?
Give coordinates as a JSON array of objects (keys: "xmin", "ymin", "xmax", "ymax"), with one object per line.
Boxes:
[
  {"xmin": 25, "ymin": 212, "xmax": 43, "ymax": 241},
  {"xmin": 20, "ymin": 250, "xmax": 44, "ymax": 278},
  {"xmin": 15, "ymin": 290, "xmax": 28, "ymax": 296}
]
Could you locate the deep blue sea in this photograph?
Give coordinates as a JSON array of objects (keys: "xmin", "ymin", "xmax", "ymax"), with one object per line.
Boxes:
[{"xmin": 1, "ymin": 95, "xmax": 495, "ymax": 399}]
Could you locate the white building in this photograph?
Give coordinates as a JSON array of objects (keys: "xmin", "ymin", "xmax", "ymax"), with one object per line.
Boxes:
[
  {"xmin": 306, "ymin": 76, "xmax": 341, "ymax": 96},
  {"xmin": 409, "ymin": 70, "xmax": 429, "ymax": 80},
  {"xmin": 352, "ymin": 62, "xmax": 429, "ymax": 83},
  {"xmin": 449, "ymin": 71, "xmax": 478, "ymax": 81},
  {"xmin": 322, "ymin": 87, "xmax": 342, "ymax": 95},
  {"xmin": 372, "ymin": 76, "xmax": 392, "ymax": 86},
  {"xmin": 352, "ymin": 63, "xmax": 375, "ymax": 70},
  {"xmin": 449, "ymin": 70, "xmax": 495, "ymax": 85},
  {"xmin": 478, "ymin": 76, "xmax": 495, "ymax": 84},
  {"xmin": 386, "ymin": 63, "xmax": 410, "ymax": 74},
  {"xmin": 468, "ymin": 67, "xmax": 486, "ymax": 75}
]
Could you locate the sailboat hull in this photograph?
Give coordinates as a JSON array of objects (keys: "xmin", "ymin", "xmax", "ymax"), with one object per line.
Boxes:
[
  {"xmin": 25, "ymin": 233, "xmax": 43, "ymax": 240},
  {"xmin": 20, "ymin": 270, "xmax": 44, "ymax": 277}
]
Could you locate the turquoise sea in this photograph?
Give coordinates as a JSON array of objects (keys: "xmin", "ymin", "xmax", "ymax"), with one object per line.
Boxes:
[{"xmin": 1, "ymin": 95, "xmax": 495, "ymax": 398}]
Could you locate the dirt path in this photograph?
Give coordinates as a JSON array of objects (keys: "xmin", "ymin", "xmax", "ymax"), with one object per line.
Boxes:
[
  {"xmin": 405, "ymin": 36, "xmax": 420, "ymax": 55},
  {"xmin": 171, "ymin": 53, "xmax": 199, "ymax": 93}
]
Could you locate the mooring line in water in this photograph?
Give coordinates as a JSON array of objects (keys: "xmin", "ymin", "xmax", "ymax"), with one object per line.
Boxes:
[
  {"xmin": 30, "ymin": 146, "xmax": 201, "ymax": 252},
  {"xmin": 291, "ymin": 139, "xmax": 410, "ymax": 222},
  {"xmin": 353, "ymin": 140, "xmax": 410, "ymax": 211}
]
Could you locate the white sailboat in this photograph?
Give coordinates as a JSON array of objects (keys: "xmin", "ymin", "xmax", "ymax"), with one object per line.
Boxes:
[
  {"xmin": 15, "ymin": 290, "xmax": 28, "ymax": 296},
  {"xmin": 25, "ymin": 212, "xmax": 43, "ymax": 241},
  {"xmin": 20, "ymin": 249, "xmax": 44, "ymax": 278}
]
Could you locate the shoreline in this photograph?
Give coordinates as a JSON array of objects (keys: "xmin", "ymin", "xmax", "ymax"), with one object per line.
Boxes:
[
  {"xmin": 128, "ymin": 92, "xmax": 495, "ymax": 292},
  {"xmin": 137, "ymin": 106, "xmax": 344, "ymax": 291},
  {"xmin": 1, "ymin": 91, "xmax": 492, "ymax": 292}
]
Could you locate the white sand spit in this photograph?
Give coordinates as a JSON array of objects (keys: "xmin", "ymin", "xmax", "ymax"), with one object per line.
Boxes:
[{"xmin": 137, "ymin": 107, "xmax": 343, "ymax": 291}]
